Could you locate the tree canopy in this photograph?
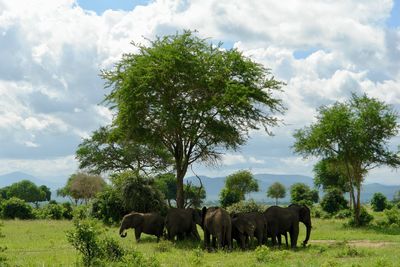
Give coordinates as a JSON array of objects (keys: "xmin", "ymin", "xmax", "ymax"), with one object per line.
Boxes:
[
  {"xmin": 76, "ymin": 126, "xmax": 171, "ymax": 175},
  {"xmin": 57, "ymin": 173, "xmax": 105, "ymax": 204},
  {"xmin": 290, "ymin": 183, "xmax": 319, "ymax": 206},
  {"xmin": 266, "ymin": 182, "xmax": 286, "ymax": 205},
  {"xmin": 101, "ymin": 30, "xmax": 284, "ymax": 208},
  {"xmin": 219, "ymin": 170, "xmax": 259, "ymax": 207},
  {"xmin": 293, "ymin": 93, "xmax": 400, "ymax": 225},
  {"xmin": 3, "ymin": 180, "xmax": 50, "ymax": 205}
]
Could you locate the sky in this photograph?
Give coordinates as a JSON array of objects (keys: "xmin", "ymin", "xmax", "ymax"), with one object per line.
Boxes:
[{"xmin": 0, "ymin": 0, "xmax": 400, "ymax": 185}]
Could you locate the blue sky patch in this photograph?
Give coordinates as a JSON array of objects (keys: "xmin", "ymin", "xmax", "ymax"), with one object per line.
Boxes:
[
  {"xmin": 77, "ymin": 0, "xmax": 150, "ymax": 14},
  {"xmin": 387, "ymin": 0, "xmax": 400, "ymax": 28},
  {"xmin": 293, "ymin": 47, "xmax": 321, "ymax": 59}
]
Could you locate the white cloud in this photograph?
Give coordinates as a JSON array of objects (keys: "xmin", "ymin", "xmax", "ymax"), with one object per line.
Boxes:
[{"xmin": 0, "ymin": 0, "xmax": 399, "ymax": 184}]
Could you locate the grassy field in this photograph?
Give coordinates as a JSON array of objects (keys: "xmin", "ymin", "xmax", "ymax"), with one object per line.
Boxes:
[{"xmin": 2, "ymin": 215, "xmax": 400, "ymax": 267}]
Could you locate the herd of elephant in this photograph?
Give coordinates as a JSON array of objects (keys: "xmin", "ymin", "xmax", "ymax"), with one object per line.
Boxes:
[{"xmin": 119, "ymin": 204, "xmax": 312, "ymax": 250}]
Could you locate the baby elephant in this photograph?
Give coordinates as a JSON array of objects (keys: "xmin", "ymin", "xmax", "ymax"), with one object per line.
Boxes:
[
  {"xmin": 119, "ymin": 211, "xmax": 164, "ymax": 242},
  {"xmin": 202, "ymin": 206, "xmax": 232, "ymax": 250}
]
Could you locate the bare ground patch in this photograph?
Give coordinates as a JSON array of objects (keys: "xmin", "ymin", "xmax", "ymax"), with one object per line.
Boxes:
[{"xmin": 310, "ymin": 240, "xmax": 397, "ymax": 248}]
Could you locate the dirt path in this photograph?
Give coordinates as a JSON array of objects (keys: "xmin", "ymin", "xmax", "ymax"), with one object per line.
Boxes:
[{"xmin": 310, "ymin": 240, "xmax": 397, "ymax": 248}]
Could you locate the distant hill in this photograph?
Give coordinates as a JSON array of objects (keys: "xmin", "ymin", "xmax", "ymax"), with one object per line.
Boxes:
[
  {"xmin": 0, "ymin": 171, "xmax": 63, "ymax": 188},
  {"xmin": 185, "ymin": 173, "xmax": 400, "ymax": 203},
  {"xmin": 1, "ymin": 171, "xmax": 398, "ymax": 204}
]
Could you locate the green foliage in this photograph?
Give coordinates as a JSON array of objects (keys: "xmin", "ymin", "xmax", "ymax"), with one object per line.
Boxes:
[
  {"xmin": 61, "ymin": 202, "xmax": 73, "ymax": 220},
  {"xmin": 4, "ymin": 180, "xmax": 48, "ymax": 204},
  {"xmin": 219, "ymin": 188, "xmax": 241, "ymax": 207},
  {"xmin": 1, "ymin": 197, "xmax": 34, "ymax": 219},
  {"xmin": 225, "ymin": 170, "xmax": 259, "ymax": 199},
  {"xmin": 72, "ymin": 204, "xmax": 92, "ymax": 220},
  {"xmin": 313, "ymin": 159, "xmax": 349, "ymax": 192},
  {"xmin": 189, "ymin": 247, "xmax": 204, "ymax": 266},
  {"xmin": 76, "ymin": 126, "xmax": 171, "ymax": 175},
  {"xmin": 0, "ymin": 222, "xmax": 7, "ymax": 265},
  {"xmin": 36, "ymin": 203, "xmax": 65, "ymax": 220},
  {"xmin": 66, "ymin": 219, "xmax": 103, "ymax": 266},
  {"xmin": 290, "ymin": 183, "xmax": 319, "ymax": 206},
  {"xmin": 348, "ymin": 207, "xmax": 374, "ymax": 227},
  {"xmin": 334, "ymin": 209, "xmax": 352, "ymax": 219},
  {"xmin": 226, "ymin": 199, "xmax": 267, "ymax": 214},
  {"xmin": 320, "ymin": 188, "xmax": 348, "ymax": 214},
  {"xmin": 336, "ymin": 245, "xmax": 365, "ymax": 258},
  {"xmin": 376, "ymin": 207, "xmax": 400, "ymax": 228},
  {"xmin": 371, "ymin": 192, "xmax": 388, "ymax": 212},
  {"xmin": 266, "ymin": 182, "xmax": 286, "ymax": 205},
  {"xmin": 293, "ymin": 93, "xmax": 400, "ymax": 226},
  {"xmin": 91, "ymin": 186, "xmax": 125, "ymax": 225},
  {"xmin": 121, "ymin": 250, "xmax": 160, "ymax": 267},
  {"xmin": 99, "ymin": 236, "xmax": 125, "ymax": 262},
  {"xmin": 154, "ymin": 173, "xmax": 206, "ymax": 208},
  {"xmin": 102, "ymin": 30, "xmax": 284, "ymax": 208},
  {"xmin": 112, "ymin": 171, "xmax": 166, "ymax": 213},
  {"xmin": 254, "ymin": 245, "xmax": 272, "ymax": 263}
]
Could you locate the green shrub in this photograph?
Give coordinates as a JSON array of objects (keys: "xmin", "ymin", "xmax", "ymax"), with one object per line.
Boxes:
[
  {"xmin": 226, "ymin": 199, "xmax": 267, "ymax": 214},
  {"xmin": 254, "ymin": 245, "xmax": 272, "ymax": 263},
  {"xmin": 99, "ymin": 236, "xmax": 125, "ymax": 262},
  {"xmin": 348, "ymin": 207, "xmax": 374, "ymax": 227},
  {"xmin": 0, "ymin": 222, "xmax": 7, "ymax": 265},
  {"xmin": 334, "ymin": 209, "xmax": 352, "ymax": 219},
  {"xmin": 371, "ymin": 193, "xmax": 388, "ymax": 212},
  {"xmin": 73, "ymin": 204, "xmax": 92, "ymax": 220},
  {"xmin": 38, "ymin": 203, "xmax": 65, "ymax": 220},
  {"xmin": 62, "ymin": 202, "xmax": 73, "ymax": 220},
  {"xmin": 121, "ymin": 250, "xmax": 160, "ymax": 267},
  {"xmin": 92, "ymin": 187, "xmax": 125, "ymax": 225},
  {"xmin": 376, "ymin": 207, "xmax": 400, "ymax": 228},
  {"xmin": 1, "ymin": 197, "xmax": 34, "ymax": 219},
  {"xmin": 320, "ymin": 188, "xmax": 348, "ymax": 214},
  {"xmin": 66, "ymin": 219, "xmax": 103, "ymax": 266},
  {"xmin": 189, "ymin": 247, "xmax": 204, "ymax": 266}
]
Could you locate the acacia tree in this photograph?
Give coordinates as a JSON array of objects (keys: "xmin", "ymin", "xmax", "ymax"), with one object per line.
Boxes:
[
  {"xmin": 293, "ymin": 94, "xmax": 400, "ymax": 226},
  {"xmin": 102, "ymin": 31, "xmax": 284, "ymax": 208},
  {"xmin": 267, "ymin": 182, "xmax": 286, "ymax": 205},
  {"xmin": 76, "ymin": 126, "xmax": 171, "ymax": 175}
]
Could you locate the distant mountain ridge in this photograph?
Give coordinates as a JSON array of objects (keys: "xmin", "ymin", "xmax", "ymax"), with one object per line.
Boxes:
[
  {"xmin": 1, "ymin": 171, "xmax": 399, "ymax": 203},
  {"xmin": 185, "ymin": 174, "xmax": 400, "ymax": 203}
]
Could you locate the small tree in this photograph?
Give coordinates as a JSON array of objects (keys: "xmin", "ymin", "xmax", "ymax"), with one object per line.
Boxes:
[
  {"xmin": 6, "ymin": 180, "xmax": 47, "ymax": 206},
  {"xmin": 266, "ymin": 182, "xmax": 286, "ymax": 205},
  {"xmin": 371, "ymin": 192, "xmax": 388, "ymax": 212},
  {"xmin": 225, "ymin": 170, "xmax": 259, "ymax": 200},
  {"xmin": 219, "ymin": 188, "xmax": 242, "ymax": 208},
  {"xmin": 290, "ymin": 183, "xmax": 319, "ymax": 206},
  {"xmin": 58, "ymin": 173, "xmax": 105, "ymax": 205},
  {"xmin": 293, "ymin": 94, "xmax": 400, "ymax": 226},
  {"xmin": 320, "ymin": 188, "xmax": 348, "ymax": 214}
]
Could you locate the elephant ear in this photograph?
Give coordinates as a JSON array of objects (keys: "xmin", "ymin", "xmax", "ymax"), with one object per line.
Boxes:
[{"xmin": 299, "ymin": 205, "xmax": 311, "ymax": 223}]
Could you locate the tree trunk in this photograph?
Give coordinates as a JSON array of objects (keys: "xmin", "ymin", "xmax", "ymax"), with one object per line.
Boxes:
[
  {"xmin": 176, "ymin": 168, "xmax": 185, "ymax": 209},
  {"xmin": 355, "ymin": 183, "xmax": 361, "ymax": 226},
  {"xmin": 275, "ymin": 198, "xmax": 278, "ymax": 206}
]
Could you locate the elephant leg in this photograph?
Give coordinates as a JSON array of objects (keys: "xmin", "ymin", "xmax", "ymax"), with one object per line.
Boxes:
[
  {"xmin": 204, "ymin": 229, "xmax": 211, "ymax": 249},
  {"xmin": 212, "ymin": 236, "xmax": 217, "ymax": 248},
  {"xmin": 240, "ymin": 234, "xmax": 246, "ymax": 249},
  {"xmin": 284, "ymin": 232, "xmax": 289, "ymax": 248},
  {"xmin": 277, "ymin": 234, "xmax": 282, "ymax": 247},
  {"xmin": 191, "ymin": 225, "xmax": 200, "ymax": 240},
  {"xmin": 290, "ymin": 224, "xmax": 299, "ymax": 248},
  {"xmin": 135, "ymin": 228, "xmax": 142, "ymax": 242}
]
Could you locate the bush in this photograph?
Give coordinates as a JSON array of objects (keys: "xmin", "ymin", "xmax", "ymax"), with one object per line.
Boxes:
[
  {"xmin": 92, "ymin": 187, "xmax": 125, "ymax": 225},
  {"xmin": 99, "ymin": 236, "xmax": 125, "ymax": 262},
  {"xmin": 320, "ymin": 188, "xmax": 348, "ymax": 214},
  {"xmin": 334, "ymin": 209, "xmax": 352, "ymax": 219},
  {"xmin": 37, "ymin": 203, "xmax": 65, "ymax": 220},
  {"xmin": 290, "ymin": 183, "xmax": 319, "ymax": 206},
  {"xmin": 348, "ymin": 207, "xmax": 374, "ymax": 227},
  {"xmin": 226, "ymin": 199, "xmax": 267, "ymax": 214},
  {"xmin": 219, "ymin": 188, "xmax": 242, "ymax": 208},
  {"xmin": 73, "ymin": 204, "xmax": 92, "ymax": 220},
  {"xmin": 371, "ymin": 192, "xmax": 388, "ymax": 212},
  {"xmin": 66, "ymin": 219, "xmax": 103, "ymax": 266},
  {"xmin": 1, "ymin": 197, "xmax": 34, "ymax": 219},
  {"xmin": 62, "ymin": 202, "xmax": 73, "ymax": 220}
]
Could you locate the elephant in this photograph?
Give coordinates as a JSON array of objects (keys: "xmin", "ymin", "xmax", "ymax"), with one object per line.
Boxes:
[
  {"xmin": 264, "ymin": 204, "xmax": 312, "ymax": 248},
  {"xmin": 231, "ymin": 214, "xmax": 255, "ymax": 249},
  {"xmin": 165, "ymin": 208, "xmax": 202, "ymax": 241},
  {"xmin": 119, "ymin": 211, "xmax": 164, "ymax": 242},
  {"xmin": 201, "ymin": 206, "xmax": 232, "ymax": 250},
  {"xmin": 231, "ymin": 212, "xmax": 267, "ymax": 246}
]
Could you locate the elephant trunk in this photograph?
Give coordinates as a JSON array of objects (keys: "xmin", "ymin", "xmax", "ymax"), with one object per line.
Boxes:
[
  {"xmin": 303, "ymin": 223, "xmax": 311, "ymax": 246},
  {"xmin": 119, "ymin": 226, "xmax": 127, "ymax": 238}
]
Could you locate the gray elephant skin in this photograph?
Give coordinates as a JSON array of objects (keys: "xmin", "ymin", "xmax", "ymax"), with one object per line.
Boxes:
[
  {"xmin": 264, "ymin": 204, "xmax": 311, "ymax": 248},
  {"xmin": 119, "ymin": 211, "xmax": 164, "ymax": 242},
  {"xmin": 201, "ymin": 207, "xmax": 232, "ymax": 250},
  {"xmin": 231, "ymin": 214, "xmax": 255, "ymax": 249},
  {"xmin": 165, "ymin": 208, "xmax": 202, "ymax": 241},
  {"xmin": 231, "ymin": 212, "xmax": 266, "ymax": 247}
]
